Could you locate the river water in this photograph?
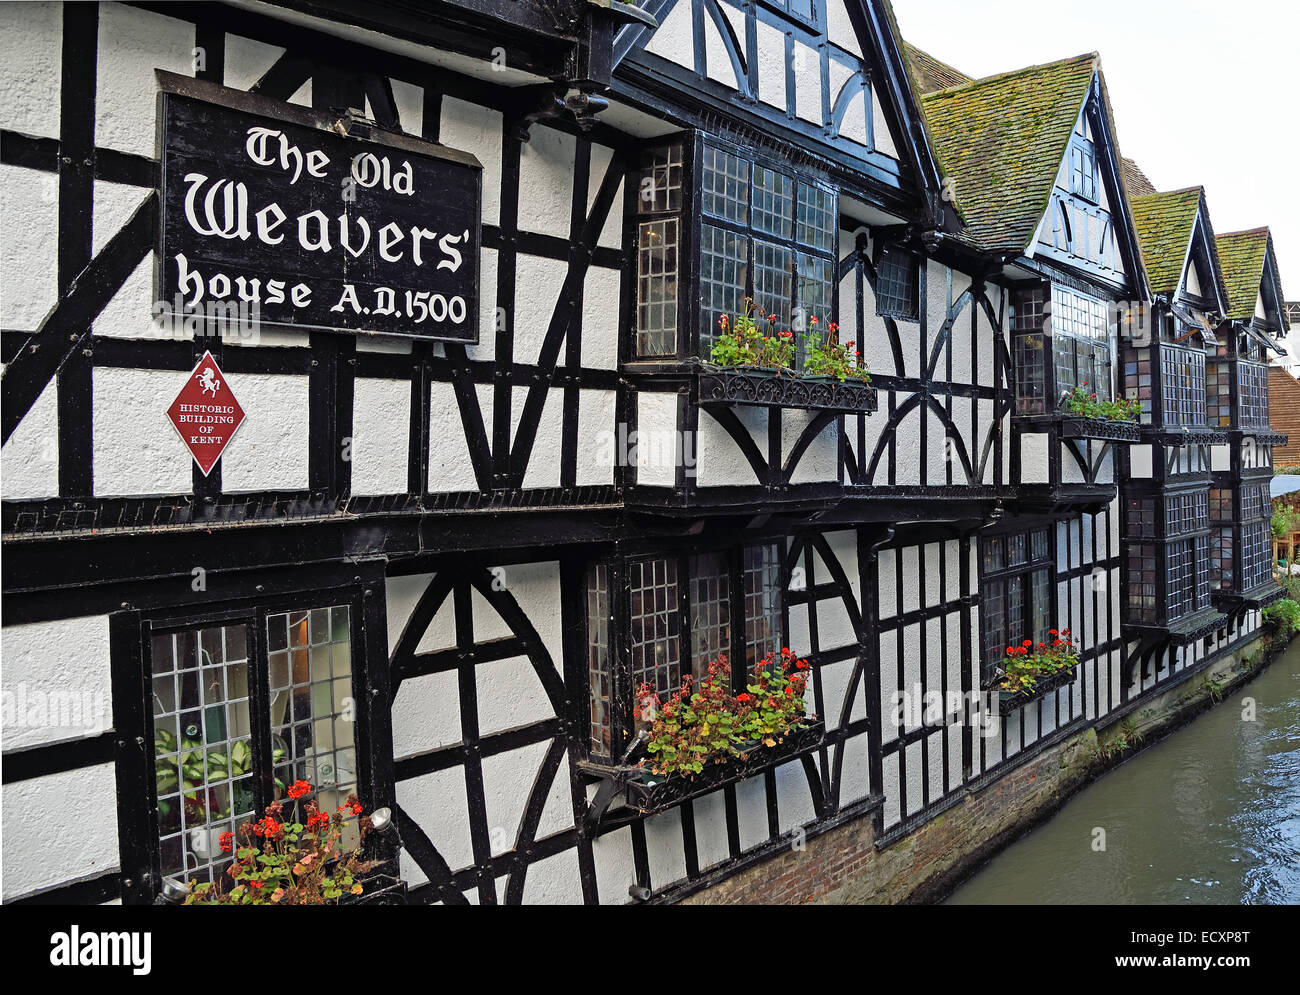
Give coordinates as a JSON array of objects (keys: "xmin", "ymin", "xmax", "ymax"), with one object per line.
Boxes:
[{"xmin": 947, "ymin": 638, "xmax": 1300, "ymax": 904}]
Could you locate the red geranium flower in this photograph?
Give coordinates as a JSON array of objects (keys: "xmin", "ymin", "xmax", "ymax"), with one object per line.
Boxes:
[{"xmin": 286, "ymin": 779, "xmax": 312, "ymax": 800}]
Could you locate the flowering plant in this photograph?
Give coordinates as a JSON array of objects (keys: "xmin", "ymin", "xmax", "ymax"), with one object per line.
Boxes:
[
  {"xmin": 635, "ymin": 649, "xmax": 814, "ymax": 778},
  {"xmin": 183, "ymin": 781, "xmax": 378, "ymax": 905},
  {"xmin": 802, "ymin": 319, "xmax": 871, "ymax": 382},
  {"xmin": 1063, "ymin": 383, "xmax": 1141, "ymax": 422},
  {"xmin": 710, "ymin": 298, "xmax": 795, "ymax": 371},
  {"xmin": 998, "ymin": 629, "xmax": 1080, "ymax": 695}
]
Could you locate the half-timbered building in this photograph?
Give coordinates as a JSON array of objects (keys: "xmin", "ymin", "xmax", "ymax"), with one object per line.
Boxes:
[{"xmin": 0, "ymin": 0, "xmax": 1287, "ymax": 905}]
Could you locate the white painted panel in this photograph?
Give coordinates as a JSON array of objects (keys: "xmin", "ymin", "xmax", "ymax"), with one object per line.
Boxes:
[
  {"xmin": 635, "ymin": 391, "xmax": 679, "ymax": 487},
  {"xmin": 1, "ymin": 763, "xmax": 118, "ymax": 900},
  {"xmin": 734, "ymin": 771, "xmax": 769, "ymax": 851},
  {"xmin": 440, "ymin": 97, "xmax": 502, "ymax": 227},
  {"xmin": 96, "ymin": 2, "xmax": 194, "ymax": 157},
  {"xmin": 517, "ymin": 386, "xmax": 563, "ymax": 490},
  {"xmin": 92, "ymin": 367, "xmax": 193, "ymax": 496},
  {"xmin": 521, "ymin": 847, "xmax": 582, "ymax": 904},
  {"xmin": 784, "ymin": 410, "xmax": 838, "ymax": 483},
  {"xmin": 390, "ymin": 78, "xmax": 423, "ymax": 138},
  {"xmin": 220, "ymin": 374, "xmax": 310, "ymax": 492},
  {"xmin": 1130, "ymin": 444, "xmax": 1153, "ymax": 477},
  {"xmin": 643, "ymin": 809, "xmax": 688, "ymax": 885},
  {"xmin": 644, "ymin": 2, "xmax": 694, "ymax": 69},
  {"xmin": 1, "ymin": 615, "xmax": 113, "ymax": 750},
  {"xmin": 592, "ymin": 824, "xmax": 636, "ymax": 904},
  {"xmin": 577, "ymin": 389, "xmax": 616, "ymax": 486},
  {"xmin": 827, "ymin": 0, "xmax": 864, "ymax": 57},
  {"xmin": 702, "ymin": 14, "xmax": 737, "ymax": 89},
  {"xmin": 222, "ymin": 34, "xmax": 282, "ymax": 90},
  {"xmin": 428, "ymin": 382, "xmax": 480, "ymax": 492},
  {"xmin": 474, "ymin": 655, "xmax": 556, "ymax": 737},
  {"xmin": 517, "ymin": 125, "xmax": 575, "ymax": 238},
  {"xmin": 1020, "ymin": 432, "xmax": 1050, "ymax": 483},
  {"xmin": 756, "ymin": 19, "xmax": 787, "ymax": 111},
  {"xmin": 894, "ymin": 409, "xmax": 922, "ymax": 484},
  {"xmin": 390, "ymin": 668, "xmax": 460, "ymax": 757},
  {"xmin": 696, "ymin": 406, "xmax": 766, "ymax": 488},
  {"xmin": 775, "ymin": 756, "xmax": 817, "ymax": 832},
  {"xmin": 1, "ymin": 375, "xmax": 59, "ymax": 499},
  {"xmin": 0, "ymin": 164, "xmax": 59, "ymax": 331},
  {"xmin": 0, "ymin": 1, "xmax": 62, "ymax": 139},
  {"xmin": 692, "ymin": 789, "xmax": 731, "ymax": 869},
  {"xmin": 582, "ymin": 266, "xmax": 620, "ymax": 370},
  {"xmin": 481, "ymin": 740, "xmax": 563, "ymax": 854},
  {"xmin": 872, "ymin": 92, "xmax": 896, "ymax": 158},
  {"xmin": 512, "ymin": 253, "xmax": 567, "ymax": 367},
  {"xmin": 901, "ymin": 547, "xmax": 921, "ymax": 613},
  {"xmin": 793, "ymin": 42, "xmax": 822, "ymax": 124},
  {"xmin": 588, "ymin": 144, "xmax": 623, "ymax": 249},
  {"xmin": 351, "ymin": 378, "xmax": 410, "ymax": 495},
  {"xmin": 396, "ymin": 768, "xmax": 474, "ymax": 883},
  {"xmin": 877, "ymin": 548, "xmax": 897, "ymax": 619}
]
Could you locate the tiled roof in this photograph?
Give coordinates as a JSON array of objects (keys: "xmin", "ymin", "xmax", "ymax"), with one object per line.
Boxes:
[
  {"xmin": 903, "ymin": 42, "xmax": 972, "ymax": 93},
  {"xmin": 1121, "ymin": 157, "xmax": 1157, "ymax": 197},
  {"xmin": 1215, "ymin": 228, "xmax": 1272, "ymax": 321},
  {"xmin": 918, "ymin": 53, "xmax": 1099, "ymax": 252},
  {"xmin": 1129, "ymin": 188, "xmax": 1206, "ymax": 297},
  {"xmin": 1269, "ymin": 365, "xmax": 1300, "ymax": 466}
]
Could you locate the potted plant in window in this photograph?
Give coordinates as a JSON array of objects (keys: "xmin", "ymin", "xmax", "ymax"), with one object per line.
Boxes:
[
  {"xmin": 708, "ymin": 300, "xmax": 795, "ymax": 377},
  {"xmin": 625, "ymin": 650, "xmax": 822, "ymax": 802},
  {"xmin": 1062, "ymin": 382, "xmax": 1141, "ymax": 422},
  {"xmin": 182, "ymin": 780, "xmax": 382, "ymax": 905},
  {"xmin": 802, "ymin": 320, "xmax": 871, "ymax": 384},
  {"xmin": 994, "ymin": 629, "xmax": 1081, "ymax": 711}
]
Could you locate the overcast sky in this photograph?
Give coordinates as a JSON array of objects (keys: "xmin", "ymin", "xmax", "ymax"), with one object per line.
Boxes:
[{"xmin": 892, "ymin": 0, "xmax": 1300, "ymax": 301}]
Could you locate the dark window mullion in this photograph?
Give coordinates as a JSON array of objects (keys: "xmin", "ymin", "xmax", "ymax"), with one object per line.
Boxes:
[{"xmin": 249, "ymin": 607, "xmax": 276, "ymax": 814}]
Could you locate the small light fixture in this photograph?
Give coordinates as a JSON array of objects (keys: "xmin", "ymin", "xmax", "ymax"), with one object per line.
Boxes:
[
  {"xmin": 156, "ymin": 877, "xmax": 189, "ymax": 905},
  {"xmin": 369, "ymin": 806, "xmax": 393, "ymax": 834}
]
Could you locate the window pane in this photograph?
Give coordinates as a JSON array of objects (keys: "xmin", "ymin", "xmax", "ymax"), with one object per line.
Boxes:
[
  {"xmin": 689, "ymin": 552, "xmax": 731, "ymax": 674},
  {"xmin": 267, "ymin": 606, "xmax": 355, "ymax": 827},
  {"xmin": 639, "ymin": 144, "xmax": 683, "ymax": 214},
  {"xmin": 637, "ymin": 219, "xmax": 678, "ymax": 355},
  {"xmin": 753, "ymin": 239, "xmax": 793, "ymax": 332},
  {"xmin": 875, "ymin": 248, "xmax": 918, "ymax": 321},
  {"xmin": 152, "ymin": 624, "xmax": 254, "ymax": 885},
  {"xmin": 751, "ymin": 165, "xmax": 793, "ymax": 238},
  {"xmin": 796, "ymin": 182, "xmax": 835, "ymax": 252},
  {"xmin": 701, "ymin": 144, "xmax": 749, "ymax": 224},
  {"xmin": 743, "ymin": 543, "xmax": 783, "ymax": 671},
  {"xmin": 587, "ymin": 564, "xmax": 612, "ymax": 755},
  {"xmin": 629, "ymin": 557, "xmax": 681, "ymax": 707},
  {"xmin": 699, "ymin": 224, "xmax": 748, "ymax": 357}
]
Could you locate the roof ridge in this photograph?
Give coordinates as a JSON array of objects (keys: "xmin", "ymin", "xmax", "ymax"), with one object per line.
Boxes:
[
  {"xmin": 920, "ymin": 51, "xmax": 1097, "ymax": 100},
  {"xmin": 1217, "ymin": 226, "xmax": 1271, "ymax": 239}
]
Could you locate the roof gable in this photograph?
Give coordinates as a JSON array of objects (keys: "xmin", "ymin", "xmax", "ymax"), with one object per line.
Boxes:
[
  {"xmin": 1217, "ymin": 227, "xmax": 1287, "ymax": 328},
  {"xmin": 1129, "ymin": 188, "xmax": 1226, "ymax": 311},
  {"xmin": 918, "ymin": 53, "xmax": 1098, "ymax": 252}
]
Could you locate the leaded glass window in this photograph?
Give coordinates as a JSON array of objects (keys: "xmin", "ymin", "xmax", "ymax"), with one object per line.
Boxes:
[
  {"xmin": 637, "ymin": 218, "xmax": 678, "ymax": 356},
  {"xmin": 980, "ymin": 527, "xmax": 1053, "ymax": 680},
  {"xmin": 876, "ymin": 246, "xmax": 919, "ymax": 321}
]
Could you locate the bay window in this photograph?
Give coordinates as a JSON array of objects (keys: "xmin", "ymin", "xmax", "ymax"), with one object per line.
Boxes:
[
  {"xmin": 1012, "ymin": 283, "xmax": 1113, "ymax": 415},
  {"xmin": 634, "ymin": 136, "xmax": 837, "ymax": 366}
]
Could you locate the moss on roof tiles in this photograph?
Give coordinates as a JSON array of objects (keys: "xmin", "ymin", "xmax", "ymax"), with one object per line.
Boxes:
[
  {"xmin": 1215, "ymin": 228, "xmax": 1271, "ymax": 320},
  {"xmin": 918, "ymin": 52, "xmax": 1098, "ymax": 252},
  {"xmin": 1129, "ymin": 188, "xmax": 1203, "ymax": 297}
]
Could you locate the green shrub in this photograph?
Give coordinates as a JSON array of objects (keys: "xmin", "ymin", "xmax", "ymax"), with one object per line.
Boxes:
[{"xmin": 1262, "ymin": 598, "xmax": 1300, "ymax": 637}]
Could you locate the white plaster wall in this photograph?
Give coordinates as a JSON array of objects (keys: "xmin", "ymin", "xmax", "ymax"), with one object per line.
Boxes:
[
  {"xmin": 644, "ymin": 1, "xmax": 693, "ymax": 70},
  {"xmin": 517, "ymin": 126, "xmax": 574, "ymax": 239},
  {"xmin": 577, "ymin": 389, "xmax": 616, "ymax": 486},
  {"xmin": 222, "ymin": 33, "xmax": 282, "ymax": 90},
  {"xmin": 783, "ymin": 410, "xmax": 838, "ymax": 484},
  {"xmin": 517, "ymin": 386, "xmax": 563, "ymax": 490},
  {"xmin": 703, "ymin": 14, "xmax": 737, "ymax": 90},
  {"xmin": 351, "ymin": 377, "xmax": 411, "ymax": 495},
  {"xmin": 635, "ymin": 390, "xmax": 680, "ymax": 487},
  {"xmin": 1020, "ymin": 432, "xmax": 1049, "ymax": 484},
  {"xmin": 219, "ymin": 373, "xmax": 310, "ymax": 492},
  {"xmin": 793, "ymin": 42, "xmax": 822, "ymax": 125},
  {"xmin": 0, "ymin": 1, "xmax": 62, "ymax": 139},
  {"xmin": 1, "ymin": 615, "xmax": 113, "ymax": 750},
  {"xmin": 396, "ymin": 767, "xmax": 473, "ymax": 885},
  {"xmin": 0, "ymin": 376, "xmax": 59, "ymax": 500},
  {"xmin": 0, "ymin": 163, "xmax": 59, "ymax": 332},
  {"xmin": 581, "ymin": 266, "xmax": 620, "ymax": 370},
  {"xmin": 390, "ymin": 668, "xmax": 460, "ymax": 757},
  {"xmin": 513, "ymin": 253, "xmax": 567, "ymax": 366},
  {"xmin": 756, "ymin": 19, "xmax": 786, "ymax": 111},
  {"xmin": 1, "ymin": 763, "xmax": 119, "ymax": 901},
  {"xmin": 428, "ymin": 382, "xmax": 480, "ymax": 491},
  {"xmin": 95, "ymin": 2, "xmax": 195, "ymax": 158},
  {"xmin": 439, "ymin": 97, "xmax": 502, "ymax": 228},
  {"xmin": 92, "ymin": 367, "xmax": 193, "ymax": 496}
]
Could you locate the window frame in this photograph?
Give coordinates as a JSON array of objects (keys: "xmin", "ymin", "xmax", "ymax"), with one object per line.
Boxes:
[
  {"xmin": 584, "ymin": 539, "xmax": 789, "ymax": 759},
  {"xmin": 978, "ymin": 526, "xmax": 1056, "ymax": 684},
  {"xmin": 629, "ymin": 132, "xmax": 840, "ymax": 367},
  {"xmin": 115, "ymin": 583, "xmax": 392, "ymax": 903}
]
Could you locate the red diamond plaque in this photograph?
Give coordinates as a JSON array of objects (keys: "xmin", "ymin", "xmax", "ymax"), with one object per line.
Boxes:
[{"xmin": 167, "ymin": 351, "xmax": 245, "ymax": 476}]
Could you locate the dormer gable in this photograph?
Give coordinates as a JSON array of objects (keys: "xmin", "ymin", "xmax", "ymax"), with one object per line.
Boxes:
[
  {"xmin": 1217, "ymin": 227, "xmax": 1289, "ymax": 334},
  {"xmin": 611, "ymin": 0, "xmax": 942, "ymax": 210},
  {"xmin": 1130, "ymin": 187, "xmax": 1227, "ymax": 316}
]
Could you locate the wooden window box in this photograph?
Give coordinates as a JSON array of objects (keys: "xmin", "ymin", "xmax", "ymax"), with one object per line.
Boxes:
[
  {"xmin": 993, "ymin": 665, "xmax": 1079, "ymax": 715},
  {"xmin": 1059, "ymin": 417, "xmax": 1140, "ymax": 443},
  {"xmin": 697, "ymin": 368, "xmax": 877, "ymax": 414}
]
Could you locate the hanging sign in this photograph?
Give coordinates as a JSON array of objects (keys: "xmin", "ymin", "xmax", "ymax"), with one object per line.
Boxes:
[
  {"xmin": 167, "ymin": 351, "xmax": 246, "ymax": 476},
  {"xmin": 156, "ymin": 72, "xmax": 481, "ymax": 342}
]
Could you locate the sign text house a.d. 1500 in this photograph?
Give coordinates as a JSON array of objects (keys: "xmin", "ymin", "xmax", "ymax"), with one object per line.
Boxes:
[{"xmin": 157, "ymin": 72, "xmax": 482, "ymax": 342}]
